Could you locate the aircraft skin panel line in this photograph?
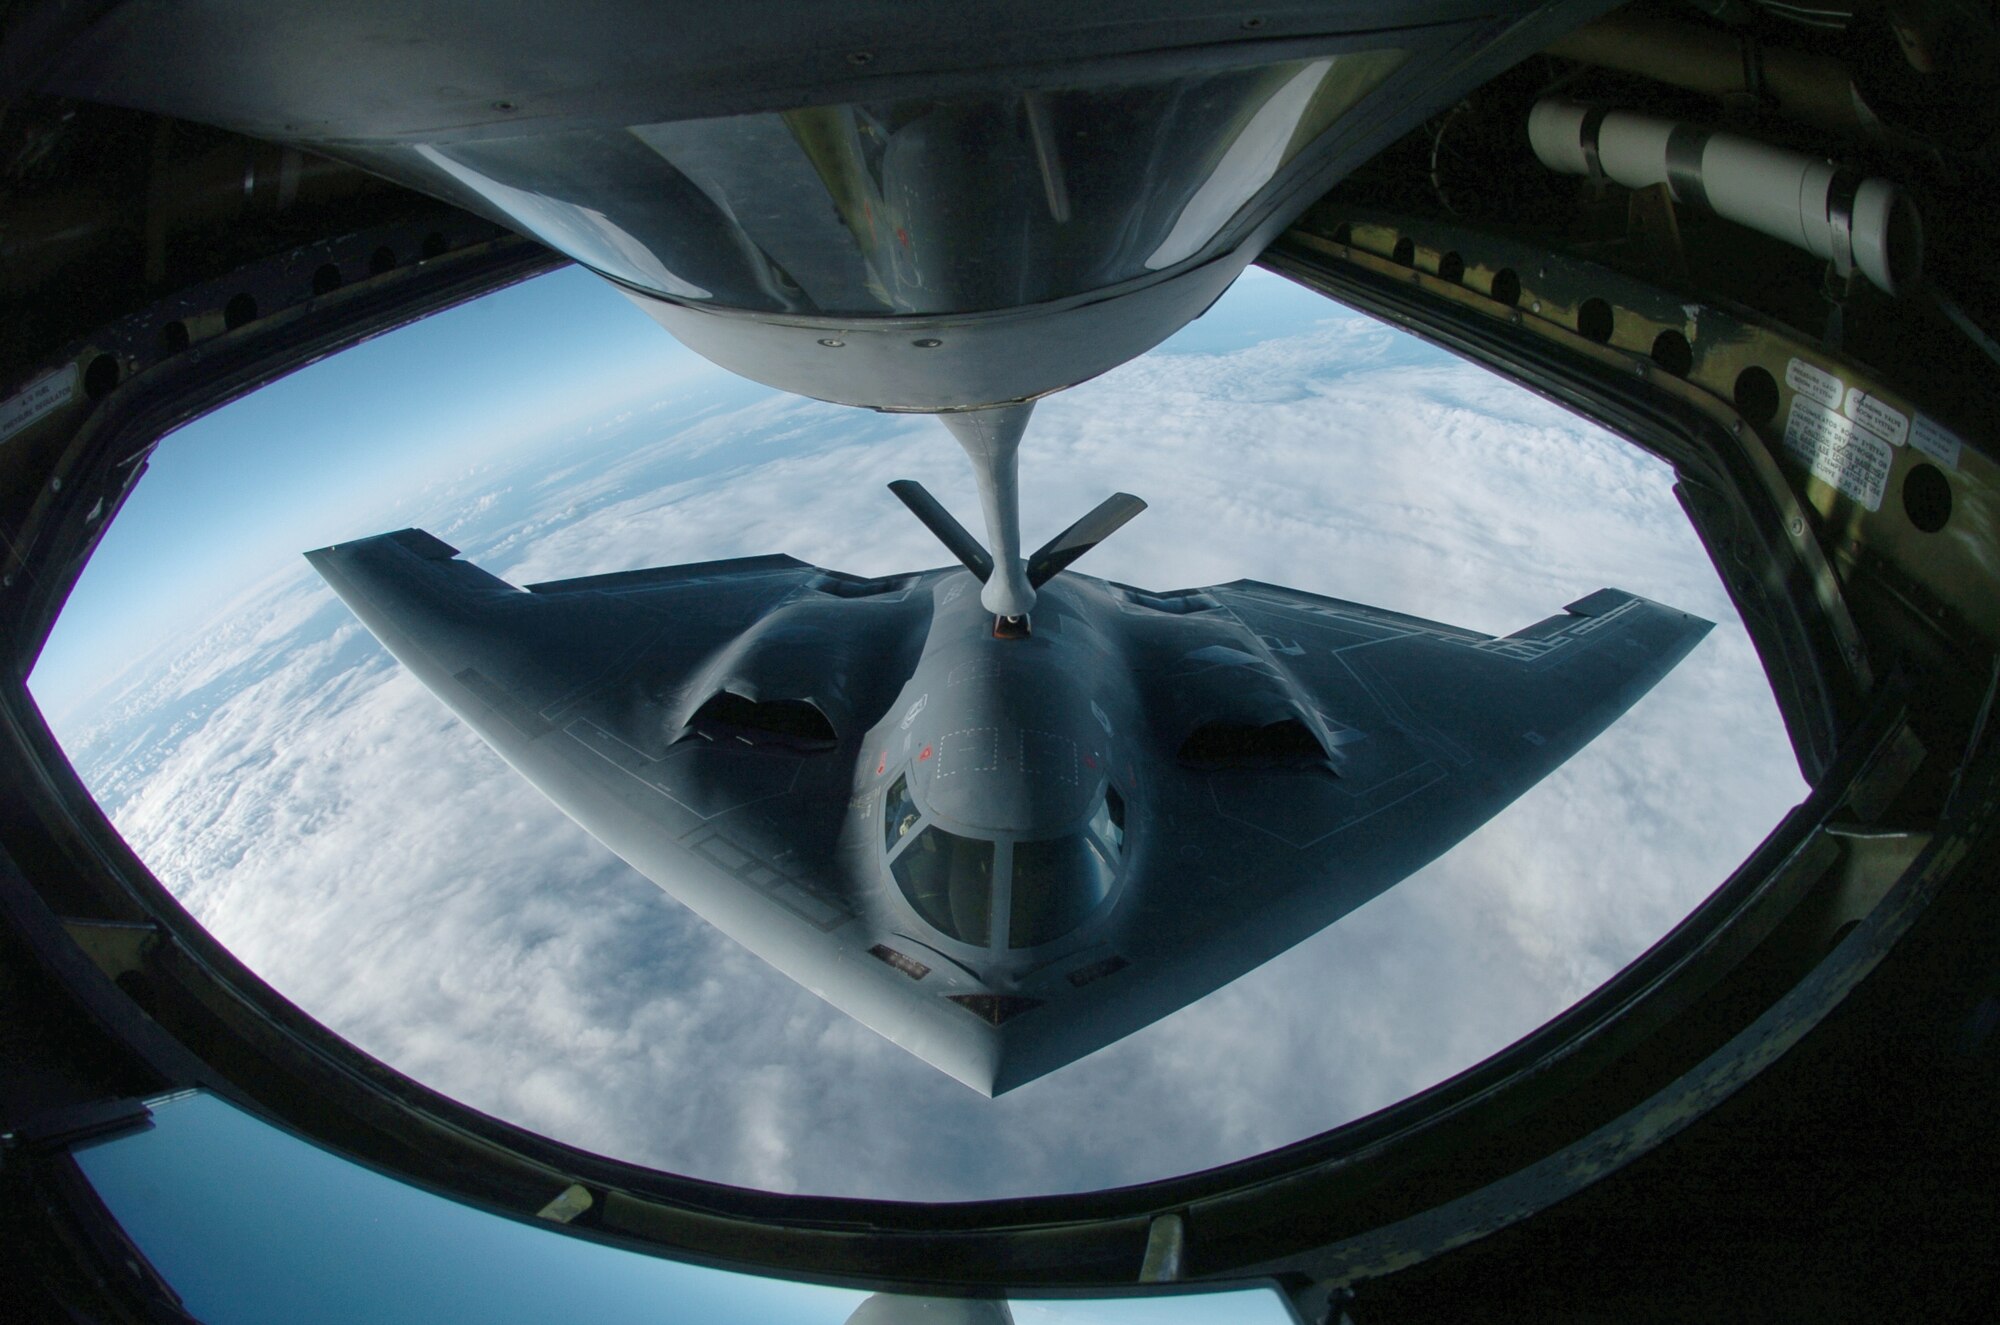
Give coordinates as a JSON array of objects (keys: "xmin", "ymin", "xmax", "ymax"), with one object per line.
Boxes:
[{"xmin": 308, "ymin": 527, "xmax": 1711, "ymax": 1096}]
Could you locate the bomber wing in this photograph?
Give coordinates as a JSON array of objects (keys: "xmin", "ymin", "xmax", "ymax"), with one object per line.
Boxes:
[
  {"xmin": 1186, "ymin": 579, "xmax": 1717, "ymax": 819},
  {"xmin": 305, "ymin": 529, "xmax": 1012, "ymax": 1087},
  {"xmin": 973, "ymin": 580, "xmax": 1712, "ymax": 1093}
]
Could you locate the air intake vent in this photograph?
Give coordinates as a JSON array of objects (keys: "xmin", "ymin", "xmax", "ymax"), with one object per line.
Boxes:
[
  {"xmin": 813, "ymin": 571, "xmax": 908, "ymax": 599},
  {"xmin": 947, "ymin": 994, "xmax": 1043, "ymax": 1026},
  {"xmin": 1066, "ymin": 955, "xmax": 1130, "ymax": 989},
  {"xmin": 1178, "ymin": 717, "xmax": 1329, "ymax": 770},
  {"xmin": 868, "ymin": 944, "xmax": 930, "ymax": 980},
  {"xmin": 685, "ymin": 692, "xmax": 836, "ymax": 751},
  {"xmin": 1119, "ymin": 587, "xmax": 1217, "ymax": 614}
]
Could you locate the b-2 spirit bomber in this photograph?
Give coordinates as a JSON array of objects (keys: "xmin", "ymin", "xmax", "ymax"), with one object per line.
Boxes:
[{"xmin": 309, "ymin": 405, "xmax": 1710, "ymax": 1095}]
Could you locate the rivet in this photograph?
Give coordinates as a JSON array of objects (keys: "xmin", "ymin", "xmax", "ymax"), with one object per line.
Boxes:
[
  {"xmin": 492, "ymin": 100, "xmax": 517, "ymax": 112},
  {"xmin": 912, "ymin": 338, "xmax": 942, "ymax": 348},
  {"xmin": 1241, "ymin": 16, "xmax": 1266, "ymax": 29},
  {"xmin": 1530, "ymin": 300, "xmax": 1542, "ymax": 313},
  {"xmin": 818, "ymin": 338, "xmax": 846, "ymax": 348},
  {"xmin": 847, "ymin": 50, "xmax": 874, "ymax": 66},
  {"xmin": 1788, "ymin": 515, "xmax": 1805, "ymax": 537},
  {"xmin": 49, "ymin": 477, "xmax": 62, "ymax": 492}
]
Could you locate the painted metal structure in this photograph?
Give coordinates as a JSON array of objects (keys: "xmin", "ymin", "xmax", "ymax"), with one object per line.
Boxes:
[
  {"xmin": 307, "ymin": 519, "xmax": 1706, "ymax": 1094},
  {"xmin": 2, "ymin": 1, "xmax": 1997, "ymax": 1319}
]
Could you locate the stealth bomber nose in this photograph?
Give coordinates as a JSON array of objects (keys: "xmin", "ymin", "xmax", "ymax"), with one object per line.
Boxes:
[{"xmin": 907, "ymin": 653, "xmax": 1109, "ymax": 838}]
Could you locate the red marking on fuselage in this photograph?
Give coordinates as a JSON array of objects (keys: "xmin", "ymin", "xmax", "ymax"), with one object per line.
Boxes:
[
  {"xmin": 875, "ymin": 752, "xmax": 887, "ymax": 775},
  {"xmin": 919, "ymin": 744, "xmax": 934, "ymax": 762}
]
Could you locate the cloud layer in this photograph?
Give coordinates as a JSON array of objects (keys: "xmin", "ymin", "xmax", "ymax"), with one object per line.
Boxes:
[{"xmin": 51, "ymin": 279, "xmax": 1807, "ymax": 1200}]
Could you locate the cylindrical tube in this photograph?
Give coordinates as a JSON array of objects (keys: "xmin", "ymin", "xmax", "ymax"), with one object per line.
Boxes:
[
  {"xmin": 1545, "ymin": 13, "xmax": 1866, "ymax": 136},
  {"xmin": 1528, "ymin": 99, "xmax": 1922, "ymax": 296}
]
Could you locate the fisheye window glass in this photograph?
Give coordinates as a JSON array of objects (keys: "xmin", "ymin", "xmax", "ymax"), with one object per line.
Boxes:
[
  {"xmin": 72, "ymin": 1091, "xmax": 873, "ymax": 1323},
  {"xmin": 883, "ymin": 773, "xmax": 920, "ymax": 852},
  {"xmin": 891, "ymin": 825, "xmax": 995, "ymax": 945},
  {"xmin": 1009, "ymin": 832, "xmax": 1116, "ymax": 949},
  {"xmin": 71, "ymin": 1091, "xmax": 1300, "ymax": 1322}
]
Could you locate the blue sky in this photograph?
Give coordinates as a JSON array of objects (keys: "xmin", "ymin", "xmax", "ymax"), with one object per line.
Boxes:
[
  {"xmin": 30, "ymin": 268, "xmax": 723, "ymax": 722},
  {"xmin": 32, "ymin": 265, "xmax": 1337, "ymax": 725}
]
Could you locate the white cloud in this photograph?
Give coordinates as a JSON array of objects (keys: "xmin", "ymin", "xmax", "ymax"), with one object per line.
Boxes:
[{"xmin": 48, "ymin": 295, "xmax": 1806, "ymax": 1200}]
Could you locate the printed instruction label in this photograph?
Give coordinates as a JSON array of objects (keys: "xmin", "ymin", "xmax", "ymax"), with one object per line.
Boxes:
[
  {"xmin": 1785, "ymin": 356, "xmax": 1845, "ymax": 411},
  {"xmin": 1843, "ymin": 387, "xmax": 1909, "ymax": 447},
  {"xmin": 1784, "ymin": 396, "xmax": 1892, "ymax": 512},
  {"xmin": 0, "ymin": 363, "xmax": 78, "ymax": 444},
  {"xmin": 1911, "ymin": 413, "xmax": 1965, "ymax": 470}
]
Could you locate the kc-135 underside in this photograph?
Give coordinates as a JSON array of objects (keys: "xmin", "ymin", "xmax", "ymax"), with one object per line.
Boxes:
[{"xmin": 310, "ymin": 467, "xmax": 1709, "ymax": 1093}]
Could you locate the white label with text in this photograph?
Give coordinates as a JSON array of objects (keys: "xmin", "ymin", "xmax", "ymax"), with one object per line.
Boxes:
[
  {"xmin": 1785, "ymin": 357, "xmax": 1845, "ymax": 411},
  {"xmin": 1843, "ymin": 387, "xmax": 1909, "ymax": 446},
  {"xmin": 0, "ymin": 363, "xmax": 79, "ymax": 444},
  {"xmin": 1911, "ymin": 413, "xmax": 1965, "ymax": 470},
  {"xmin": 1783, "ymin": 397, "xmax": 1892, "ymax": 512}
]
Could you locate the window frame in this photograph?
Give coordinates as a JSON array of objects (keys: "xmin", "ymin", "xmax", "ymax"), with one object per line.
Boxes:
[{"xmin": 882, "ymin": 767, "xmax": 1126, "ymax": 954}]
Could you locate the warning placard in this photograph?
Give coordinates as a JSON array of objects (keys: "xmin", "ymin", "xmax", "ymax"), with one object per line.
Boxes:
[
  {"xmin": 1912, "ymin": 413, "xmax": 1965, "ymax": 470},
  {"xmin": 1844, "ymin": 387, "xmax": 1909, "ymax": 447},
  {"xmin": 1785, "ymin": 356, "xmax": 1845, "ymax": 411},
  {"xmin": 1783, "ymin": 396, "xmax": 1892, "ymax": 512},
  {"xmin": 0, "ymin": 363, "xmax": 78, "ymax": 444}
]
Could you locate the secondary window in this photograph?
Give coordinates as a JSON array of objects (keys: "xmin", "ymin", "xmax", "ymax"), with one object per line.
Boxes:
[
  {"xmin": 1089, "ymin": 785, "xmax": 1126, "ymax": 857},
  {"xmin": 1009, "ymin": 831, "xmax": 1116, "ymax": 949},
  {"xmin": 891, "ymin": 826, "xmax": 995, "ymax": 946},
  {"xmin": 883, "ymin": 773, "xmax": 921, "ymax": 852}
]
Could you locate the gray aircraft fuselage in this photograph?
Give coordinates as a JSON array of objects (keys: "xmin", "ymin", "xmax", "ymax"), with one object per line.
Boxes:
[
  {"xmin": 308, "ymin": 511, "xmax": 1711, "ymax": 1095},
  {"xmin": 853, "ymin": 571, "xmax": 1145, "ymax": 977}
]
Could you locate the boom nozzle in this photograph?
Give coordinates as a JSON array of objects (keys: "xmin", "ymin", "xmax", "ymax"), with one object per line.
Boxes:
[
  {"xmin": 886, "ymin": 481, "xmax": 1148, "ymax": 603},
  {"xmin": 888, "ymin": 403, "xmax": 1146, "ymax": 627}
]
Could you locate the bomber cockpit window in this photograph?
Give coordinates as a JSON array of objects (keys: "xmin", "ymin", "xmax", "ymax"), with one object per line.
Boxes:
[
  {"xmin": 1089, "ymin": 785, "xmax": 1125, "ymax": 858},
  {"xmin": 1009, "ymin": 833, "xmax": 1117, "ymax": 949},
  {"xmin": 883, "ymin": 774, "xmax": 921, "ymax": 853},
  {"xmin": 891, "ymin": 826, "xmax": 995, "ymax": 946}
]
